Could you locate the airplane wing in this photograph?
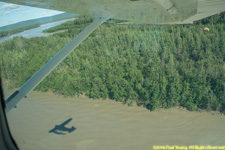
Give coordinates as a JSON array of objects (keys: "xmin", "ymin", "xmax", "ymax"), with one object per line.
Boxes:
[
  {"xmin": 173, "ymin": 0, "xmax": 225, "ymax": 24},
  {"xmin": 1, "ymin": 0, "xmax": 225, "ymax": 24},
  {"xmin": 60, "ymin": 118, "xmax": 73, "ymax": 126}
]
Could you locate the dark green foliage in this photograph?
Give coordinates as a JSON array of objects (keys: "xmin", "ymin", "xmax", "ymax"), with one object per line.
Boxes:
[
  {"xmin": 43, "ymin": 16, "xmax": 94, "ymax": 33},
  {"xmin": 1, "ymin": 13, "xmax": 225, "ymax": 112}
]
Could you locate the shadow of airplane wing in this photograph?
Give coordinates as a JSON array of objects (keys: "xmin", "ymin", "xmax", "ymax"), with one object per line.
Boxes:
[
  {"xmin": 49, "ymin": 129, "xmax": 66, "ymax": 135},
  {"xmin": 60, "ymin": 118, "xmax": 72, "ymax": 126}
]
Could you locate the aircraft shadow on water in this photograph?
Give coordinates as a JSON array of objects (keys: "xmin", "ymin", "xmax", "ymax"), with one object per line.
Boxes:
[{"xmin": 48, "ymin": 118, "xmax": 76, "ymax": 135}]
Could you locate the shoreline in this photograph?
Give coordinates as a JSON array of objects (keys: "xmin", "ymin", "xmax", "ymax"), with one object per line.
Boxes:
[
  {"xmin": 2, "ymin": 78, "xmax": 224, "ymax": 117},
  {"xmin": 0, "ymin": 18, "xmax": 76, "ymax": 44}
]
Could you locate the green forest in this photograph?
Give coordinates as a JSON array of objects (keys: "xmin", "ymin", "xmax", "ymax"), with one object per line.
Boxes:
[{"xmin": 0, "ymin": 12, "xmax": 225, "ymax": 112}]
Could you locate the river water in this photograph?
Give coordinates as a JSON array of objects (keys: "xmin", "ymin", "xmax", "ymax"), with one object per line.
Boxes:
[
  {"xmin": 4, "ymin": 87, "xmax": 225, "ymax": 150},
  {"xmin": 0, "ymin": 18, "xmax": 75, "ymax": 44}
]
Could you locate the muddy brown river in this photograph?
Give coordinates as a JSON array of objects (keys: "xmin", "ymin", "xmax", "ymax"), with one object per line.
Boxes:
[{"xmin": 4, "ymin": 88, "xmax": 225, "ymax": 150}]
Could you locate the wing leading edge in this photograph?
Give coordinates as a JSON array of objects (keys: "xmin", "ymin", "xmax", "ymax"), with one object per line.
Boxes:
[
  {"xmin": 0, "ymin": 0, "xmax": 200, "ymax": 24},
  {"xmin": 2, "ymin": 0, "xmax": 225, "ymax": 24}
]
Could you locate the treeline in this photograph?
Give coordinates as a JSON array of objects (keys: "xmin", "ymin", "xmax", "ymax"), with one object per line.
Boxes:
[
  {"xmin": 0, "ymin": 24, "xmax": 40, "ymax": 38},
  {"xmin": 0, "ymin": 12, "xmax": 78, "ymax": 38},
  {"xmin": 43, "ymin": 16, "xmax": 94, "ymax": 33},
  {"xmin": 0, "ymin": 13, "xmax": 225, "ymax": 112}
]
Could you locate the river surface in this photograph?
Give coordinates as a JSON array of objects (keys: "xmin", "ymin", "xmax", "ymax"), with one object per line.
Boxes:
[
  {"xmin": 3, "ymin": 86, "xmax": 225, "ymax": 150},
  {"xmin": 0, "ymin": 18, "xmax": 75, "ymax": 44}
]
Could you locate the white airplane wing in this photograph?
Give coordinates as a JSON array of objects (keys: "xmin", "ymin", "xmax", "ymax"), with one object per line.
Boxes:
[{"xmin": 1, "ymin": 0, "xmax": 225, "ymax": 24}]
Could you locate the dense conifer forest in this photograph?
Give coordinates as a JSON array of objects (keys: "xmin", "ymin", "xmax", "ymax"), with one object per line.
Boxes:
[{"xmin": 0, "ymin": 12, "xmax": 225, "ymax": 112}]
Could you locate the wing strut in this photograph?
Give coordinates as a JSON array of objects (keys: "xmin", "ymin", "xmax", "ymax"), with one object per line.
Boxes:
[{"xmin": 5, "ymin": 15, "xmax": 111, "ymax": 113}]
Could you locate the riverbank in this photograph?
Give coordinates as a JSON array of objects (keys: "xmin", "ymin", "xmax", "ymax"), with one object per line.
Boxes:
[
  {"xmin": 3, "ymin": 84, "xmax": 225, "ymax": 150},
  {"xmin": 0, "ymin": 18, "xmax": 75, "ymax": 44}
]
